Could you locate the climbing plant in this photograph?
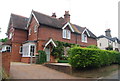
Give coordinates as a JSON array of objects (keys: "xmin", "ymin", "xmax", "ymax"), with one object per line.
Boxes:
[{"xmin": 51, "ymin": 41, "xmax": 79, "ymax": 59}]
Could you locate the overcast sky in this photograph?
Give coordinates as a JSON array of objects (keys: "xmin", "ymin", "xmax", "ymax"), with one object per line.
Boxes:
[{"xmin": 0, "ymin": 0, "xmax": 119, "ymax": 39}]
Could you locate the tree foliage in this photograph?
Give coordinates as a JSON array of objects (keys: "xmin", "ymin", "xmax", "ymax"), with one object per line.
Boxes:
[{"xmin": 0, "ymin": 38, "xmax": 8, "ymax": 42}]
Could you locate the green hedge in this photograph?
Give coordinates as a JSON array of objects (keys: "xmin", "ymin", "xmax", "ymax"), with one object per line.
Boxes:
[
  {"xmin": 36, "ymin": 50, "xmax": 46, "ymax": 64},
  {"xmin": 58, "ymin": 60, "xmax": 69, "ymax": 63},
  {"xmin": 68, "ymin": 47, "xmax": 120, "ymax": 69}
]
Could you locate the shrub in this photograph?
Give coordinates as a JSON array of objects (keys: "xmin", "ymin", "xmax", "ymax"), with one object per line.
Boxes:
[
  {"xmin": 87, "ymin": 45, "xmax": 99, "ymax": 49},
  {"xmin": 36, "ymin": 50, "xmax": 46, "ymax": 64},
  {"xmin": 58, "ymin": 60, "xmax": 69, "ymax": 63},
  {"xmin": 68, "ymin": 47, "xmax": 120, "ymax": 69}
]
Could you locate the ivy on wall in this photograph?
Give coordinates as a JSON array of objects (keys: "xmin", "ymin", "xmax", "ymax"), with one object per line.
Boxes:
[{"xmin": 51, "ymin": 41, "xmax": 79, "ymax": 59}]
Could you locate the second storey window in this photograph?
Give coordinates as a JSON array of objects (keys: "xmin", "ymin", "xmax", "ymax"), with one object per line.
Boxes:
[
  {"xmin": 9, "ymin": 33, "xmax": 13, "ymax": 39},
  {"xmin": 82, "ymin": 34, "xmax": 87, "ymax": 43},
  {"xmin": 34, "ymin": 25, "xmax": 38, "ymax": 33},
  {"xmin": 63, "ymin": 29, "xmax": 71, "ymax": 39},
  {"xmin": 29, "ymin": 28, "xmax": 31, "ymax": 35}
]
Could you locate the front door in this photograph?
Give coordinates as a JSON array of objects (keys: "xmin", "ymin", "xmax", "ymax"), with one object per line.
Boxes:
[{"xmin": 45, "ymin": 47, "xmax": 50, "ymax": 62}]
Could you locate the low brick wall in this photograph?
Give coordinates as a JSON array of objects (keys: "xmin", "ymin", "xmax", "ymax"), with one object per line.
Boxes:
[
  {"xmin": 1, "ymin": 52, "xmax": 11, "ymax": 76},
  {"xmin": 21, "ymin": 57, "xmax": 36, "ymax": 63},
  {"xmin": 44, "ymin": 63, "xmax": 72, "ymax": 74}
]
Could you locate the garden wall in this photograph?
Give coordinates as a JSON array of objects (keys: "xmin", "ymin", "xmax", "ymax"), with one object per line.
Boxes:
[{"xmin": 1, "ymin": 52, "xmax": 11, "ymax": 76}]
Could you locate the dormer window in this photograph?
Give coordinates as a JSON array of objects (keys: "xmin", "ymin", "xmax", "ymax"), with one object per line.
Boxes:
[
  {"xmin": 29, "ymin": 28, "xmax": 31, "ymax": 35},
  {"xmin": 34, "ymin": 24, "xmax": 38, "ymax": 33},
  {"xmin": 82, "ymin": 34, "xmax": 87, "ymax": 43},
  {"xmin": 63, "ymin": 29, "xmax": 71, "ymax": 39}
]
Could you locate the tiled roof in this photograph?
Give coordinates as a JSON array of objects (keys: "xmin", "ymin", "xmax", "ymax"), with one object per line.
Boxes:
[
  {"xmin": 98, "ymin": 35, "xmax": 120, "ymax": 44},
  {"xmin": 10, "ymin": 13, "xmax": 29, "ymax": 30},
  {"xmin": 32, "ymin": 10, "xmax": 63, "ymax": 28},
  {"xmin": 73, "ymin": 24, "xmax": 96, "ymax": 38},
  {"xmin": 32, "ymin": 10, "xmax": 96, "ymax": 39}
]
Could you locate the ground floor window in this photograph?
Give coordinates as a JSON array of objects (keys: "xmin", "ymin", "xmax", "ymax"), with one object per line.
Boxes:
[
  {"xmin": 30, "ymin": 45, "xmax": 35, "ymax": 56},
  {"xmin": 19, "ymin": 46, "xmax": 23, "ymax": 54},
  {"xmin": 22, "ymin": 43, "xmax": 36, "ymax": 57},
  {"xmin": 6, "ymin": 46, "xmax": 11, "ymax": 52}
]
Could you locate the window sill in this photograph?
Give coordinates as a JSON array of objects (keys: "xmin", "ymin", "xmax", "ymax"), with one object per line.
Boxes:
[
  {"xmin": 62, "ymin": 38, "xmax": 71, "ymax": 40},
  {"xmin": 82, "ymin": 41, "xmax": 87, "ymax": 43},
  {"xmin": 22, "ymin": 56, "xmax": 35, "ymax": 57}
]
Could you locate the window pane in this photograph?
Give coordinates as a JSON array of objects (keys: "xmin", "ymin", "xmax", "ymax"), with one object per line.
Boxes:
[{"xmin": 63, "ymin": 29, "xmax": 66, "ymax": 38}]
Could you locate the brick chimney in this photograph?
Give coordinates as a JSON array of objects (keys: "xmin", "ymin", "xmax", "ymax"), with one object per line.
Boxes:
[
  {"xmin": 64, "ymin": 11, "xmax": 70, "ymax": 22},
  {"xmin": 51, "ymin": 13, "xmax": 56, "ymax": 18},
  {"xmin": 105, "ymin": 29, "xmax": 112, "ymax": 37}
]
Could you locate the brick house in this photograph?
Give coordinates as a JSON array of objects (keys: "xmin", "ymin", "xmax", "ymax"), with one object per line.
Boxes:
[{"xmin": 2, "ymin": 10, "xmax": 97, "ymax": 63}]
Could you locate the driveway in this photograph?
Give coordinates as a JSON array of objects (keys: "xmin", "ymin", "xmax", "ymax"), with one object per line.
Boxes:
[{"xmin": 10, "ymin": 62, "xmax": 82, "ymax": 79}]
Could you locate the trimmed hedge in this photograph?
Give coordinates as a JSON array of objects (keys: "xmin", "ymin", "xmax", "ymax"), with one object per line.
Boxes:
[
  {"xmin": 68, "ymin": 47, "xmax": 120, "ymax": 69},
  {"xmin": 36, "ymin": 50, "xmax": 46, "ymax": 64},
  {"xmin": 58, "ymin": 60, "xmax": 69, "ymax": 63}
]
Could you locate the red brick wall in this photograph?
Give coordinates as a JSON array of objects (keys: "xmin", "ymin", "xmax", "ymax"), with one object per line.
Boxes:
[
  {"xmin": 13, "ymin": 29, "xmax": 27, "ymax": 43},
  {"xmin": 28, "ymin": 17, "xmax": 39, "ymax": 41},
  {"xmin": 11, "ymin": 43, "xmax": 22, "ymax": 62},
  {"xmin": 21, "ymin": 57, "xmax": 36, "ymax": 63},
  {"xmin": 1, "ymin": 52, "xmax": 11, "ymax": 75},
  {"xmin": 38, "ymin": 25, "xmax": 97, "ymax": 47}
]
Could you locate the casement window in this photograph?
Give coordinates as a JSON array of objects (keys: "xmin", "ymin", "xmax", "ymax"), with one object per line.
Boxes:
[
  {"xmin": 82, "ymin": 34, "xmax": 87, "ymax": 43},
  {"xmin": 34, "ymin": 25, "xmax": 38, "ymax": 33},
  {"xmin": 62, "ymin": 29, "xmax": 71, "ymax": 39},
  {"xmin": 22, "ymin": 43, "xmax": 36, "ymax": 57},
  {"xmin": 30, "ymin": 45, "xmax": 35, "ymax": 56},
  {"xmin": 6, "ymin": 46, "xmax": 11, "ymax": 52},
  {"xmin": 19, "ymin": 46, "xmax": 23, "ymax": 54},
  {"xmin": 9, "ymin": 33, "xmax": 13, "ymax": 39},
  {"xmin": 29, "ymin": 28, "xmax": 32, "ymax": 35}
]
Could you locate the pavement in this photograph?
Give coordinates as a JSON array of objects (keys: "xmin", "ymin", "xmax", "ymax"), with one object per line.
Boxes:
[
  {"xmin": 10, "ymin": 62, "xmax": 120, "ymax": 80},
  {"xmin": 10, "ymin": 62, "xmax": 81, "ymax": 79}
]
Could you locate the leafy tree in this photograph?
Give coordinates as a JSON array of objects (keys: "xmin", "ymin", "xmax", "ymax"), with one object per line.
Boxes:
[{"xmin": 0, "ymin": 38, "xmax": 8, "ymax": 42}]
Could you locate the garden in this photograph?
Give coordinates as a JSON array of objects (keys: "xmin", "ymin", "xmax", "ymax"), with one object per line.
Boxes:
[{"xmin": 35, "ymin": 41, "xmax": 120, "ymax": 78}]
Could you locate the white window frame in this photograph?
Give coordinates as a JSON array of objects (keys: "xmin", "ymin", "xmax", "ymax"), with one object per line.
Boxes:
[
  {"xmin": 62, "ymin": 29, "xmax": 71, "ymax": 39},
  {"xmin": 19, "ymin": 46, "xmax": 23, "ymax": 54},
  {"xmin": 22, "ymin": 43, "xmax": 36, "ymax": 57},
  {"xmin": 9, "ymin": 33, "xmax": 13, "ymax": 39},
  {"xmin": 6, "ymin": 46, "xmax": 11, "ymax": 52},
  {"xmin": 34, "ymin": 24, "xmax": 38, "ymax": 33},
  {"xmin": 81, "ymin": 34, "xmax": 87, "ymax": 43},
  {"xmin": 29, "ymin": 28, "xmax": 31, "ymax": 35}
]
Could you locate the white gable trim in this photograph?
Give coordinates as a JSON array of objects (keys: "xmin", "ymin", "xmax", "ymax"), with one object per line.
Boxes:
[
  {"xmin": 82, "ymin": 28, "xmax": 90, "ymax": 37},
  {"xmin": 62, "ymin": 22, "xmax": 74, "ymax": 32},
  {"xmin": 43, "ymin": 39, "xmax": 57, "ymax": 50},
  {"xmin": 27, "ymin": 11, "xmax": 39, "ymax": 28}
]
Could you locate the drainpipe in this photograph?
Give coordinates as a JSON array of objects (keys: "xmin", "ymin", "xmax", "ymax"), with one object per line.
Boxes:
[
  {"xmin": 30, "ymin": 52, "xmax": 33, "ymax": 64},
  {"xmin": 75, "ymin": 33, "xmax": 78, "ymax": 44}
]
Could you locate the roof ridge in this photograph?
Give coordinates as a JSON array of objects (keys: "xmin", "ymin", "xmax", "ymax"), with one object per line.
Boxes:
[
  {"xmin": 11, "ymin": 13, "xmax": 28, "ymax": 19},
  {"xmin": 32, "ymin": 10, "xmax": 59, "ymax": 20}
]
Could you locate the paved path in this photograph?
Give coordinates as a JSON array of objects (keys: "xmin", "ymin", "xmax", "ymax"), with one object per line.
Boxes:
[
  {"xmin": 10, "ymin": 62, "xmax": 82, "ymax": 79},
  {"xmin": 102, "ymin": 70, "xmax": 120, "ymax": 79}
]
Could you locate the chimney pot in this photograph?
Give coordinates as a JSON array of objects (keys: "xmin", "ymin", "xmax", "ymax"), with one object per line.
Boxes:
[
  {"xmin": 52, "ymin": 13, "xmax": 56, "ymax": 18},
  {"xmin": 64, "ymin": 11, "xmax": 70, "ymax": 22},
  {"xmin": 105, "ymin": 29, "xmax": 112, "ymax": 37}
]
